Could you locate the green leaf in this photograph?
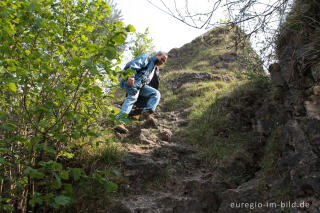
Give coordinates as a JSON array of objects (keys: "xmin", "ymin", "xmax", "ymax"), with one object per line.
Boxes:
[
  {"xmin": 113, "ymin": 170, "xmax": 121, "ymax": 177},
  {"xmin": 71, "ymin": 168, "xmax": 84, "ymax": 181},
  {"xmin": 81, "ymin": 34, "xmax": 88, "ymax": 42},
  {"xmin": 92, "ymin": 85, "xmax": 102, "ymax": 96},
  {"xmin": 38, "ymin": 120, "xmax": 49, "ymax": 127},
  {"xmin": 113, "ymin": 33, "xmax": 126, "ymax": 45},
  {"xmin": 29, "ymin": 196, "xmax": 43, "ymax": 207},
  {"xmin": 4, "ymin": 23, "xmax": 16, "ymax": 35},
  {"xmin": 29, "ymin": 0, "xmax": 41, "ymax": 11},
  {"xmin": 19, "ymin": 177, "xmax": 28, "ymax": 185},
  {"xmin": 82, "ymin": 59, "xmax": 92, "ymax": 67},
  {"xmin": 58, "ymin": 151, "xmax": 74, "ymax": 159},
  {"xmin": 71, "ymin": 132, "xmax": 81, "ymax": 140},
  {"xmin": 24, "ymin": 167, "xmax": 45, "ymax": 179},
  {"xmin": 60, "ymin": 170, "xmax": 69, "ymax": 180},
  {"xmin": 2, "ymin": 123, "xmax": 16, "ymax": 131},
  {"xmin": 53, "ymin": 162, "xmax": 63, "ymax": 171},
  {"xmin": 52, "ymin": 171, "xmax": 62, "ymax": 189},
  {"xmin": 90, "ymin": 66, "xmax": 98, "ymax": 75},
  {"xmin": 63, "ymin": 184, "xmax": 73, "ymax": 194},
  {"xmin": 105, "ymin": 46, "xmax": 117, "ymax": 59},
  {"xmin": 54, "ymin": 195, "xmax": 71, "ymax": 207},
  {"xmin": 7, "ymin": 83, "xmax": 17, "ymax": 92},
  {"xmin": 3, "ymin": 205, "xmax": 15, "ymax": 211},
  {"xmin": 87, "ymin": 26, "xmax": 94, "ymax": 32},
  {"xmin": 41, "ymin": 144, "xmax": 56, "ymax": 155},
  {"xmin": 105, "ymin": 181, "xmax": 118, "ymax": 193},
  {"xmin": 126, "ymin": 24, "xmax": 136, "ymax": 32},
  {"xmin": 44, "ymin": 100, "xmax": 56, "ymax": 109},
  {"xmin": 0, "ymin": 111, "xmax": 6, "ymax": 120}
]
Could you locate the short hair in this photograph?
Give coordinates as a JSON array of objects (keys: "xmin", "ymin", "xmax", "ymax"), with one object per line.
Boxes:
[{"xmin": 156, "ymin": 51, "xmax": 168, "ymax": 57}]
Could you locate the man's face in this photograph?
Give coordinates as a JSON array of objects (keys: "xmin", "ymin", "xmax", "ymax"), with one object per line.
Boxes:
[{"xmin": 156, "ymin": 54, "xmax": 168, "ymax": 66}]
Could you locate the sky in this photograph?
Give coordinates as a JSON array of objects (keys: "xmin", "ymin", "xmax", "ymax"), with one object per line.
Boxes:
[
  {"xmin": 116, "ymin": 0, "xmax": 212, "ymax": 53},
  {"xmin": 116, "ymin": 0, "xmax": 287, "ymax": 68}
]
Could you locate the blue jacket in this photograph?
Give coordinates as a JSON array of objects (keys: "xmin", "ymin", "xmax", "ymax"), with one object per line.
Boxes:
[{"xmin": 120, "ymin": 54, "xmax": 158, "ymax": 95}]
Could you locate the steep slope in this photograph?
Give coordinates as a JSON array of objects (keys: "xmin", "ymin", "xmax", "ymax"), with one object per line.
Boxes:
[
  {"xmin": 106, "ymin": 26, "xmax": 270, "ymax": 213},
  {"xmin": 107, "ymin": 6, "xmax": 320, "ymax": 211}
]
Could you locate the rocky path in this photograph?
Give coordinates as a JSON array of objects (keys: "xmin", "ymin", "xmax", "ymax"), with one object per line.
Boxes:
[{"xmin": 110, "ymin": 110, "xmax": 223, "ymax": 213}]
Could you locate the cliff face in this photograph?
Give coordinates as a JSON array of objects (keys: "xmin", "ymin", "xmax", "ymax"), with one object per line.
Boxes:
[
  {"xmin": 207, "ymin": 0, "xmax": 320, "ymax": 210},
  {"xmin": 260, "ymin": 0, "xmax": 320, "ymax": 211},
  {"xmin": 216, "ymin": 0, "xmax": 320, "ymax": 211}
]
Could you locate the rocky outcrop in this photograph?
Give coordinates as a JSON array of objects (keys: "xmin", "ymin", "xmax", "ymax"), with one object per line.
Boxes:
[
  {"xmin": 218, "ymin": 118, "xmax": 320, "ymax": 213},
  {"xmin": 168, "ymin": 72, "xmax": 233, "ymax": 91},
  {"xmin": 222, "ymin": 0, "xmax": 320, "ymax": 210}
]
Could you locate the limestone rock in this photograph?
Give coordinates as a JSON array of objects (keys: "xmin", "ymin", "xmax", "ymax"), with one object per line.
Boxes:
[
  {"xmin": 158, "ymin": 128, "xmax": 173, "ymax": 141},
  {"xmin": 142, "ymin": 117, "xmax": 158, "ymax": 129},
  {"xmin": 268, "ymin": 63, "xmax": 286, "ymax": 87},
  {"xmin": 311, "ymin": 63, "xmax": 320, "ymax": 82},
  {"xmin": 123, "ymin": 153, "xmax": 168, "ymax": 180},
  {"xmin": 278, "ymin": 119, "xmax": 320, "ymax": 206},
  {"xmin": 218, "ymin": 152, "xmax": 254, "ymax": 178},
  {"xmin": 219, "ymin": 52, "xmax": 237, "ymax": 63},
  {"xmin": 218, "ymin": 178, "xmax": 265, "ymax": 213},
  {"xmin": 169, "ymin": 72, "xmax": 217, "ymax": 90}
]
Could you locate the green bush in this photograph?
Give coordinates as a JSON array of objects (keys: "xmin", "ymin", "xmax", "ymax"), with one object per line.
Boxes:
[{"xmin": 0, "ymin": 0, "xmax": 134, "ymax": 211}]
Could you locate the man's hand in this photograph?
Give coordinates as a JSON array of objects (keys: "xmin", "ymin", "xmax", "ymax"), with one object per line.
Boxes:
[{"xmin": 127, "ymin": 77, "xmax": 134, "ymax": 86}]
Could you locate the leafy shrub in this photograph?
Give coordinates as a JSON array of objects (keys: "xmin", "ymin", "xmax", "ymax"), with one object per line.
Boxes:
[{"xmin": 0, "ymin": 0, "xmax": 134, "ymax": 211}]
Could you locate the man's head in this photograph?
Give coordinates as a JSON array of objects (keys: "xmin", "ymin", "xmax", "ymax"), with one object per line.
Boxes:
[{"xmin": 155, "ymin": 51, "xmax": 168, "ymax": 66}]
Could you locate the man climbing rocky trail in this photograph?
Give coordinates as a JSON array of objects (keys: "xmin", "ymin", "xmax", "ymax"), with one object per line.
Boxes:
[
  {"xmin": 115, "ymin": 52, "xmax": 168, "ymax": 134},
  {"xmin": 107, "ymin": 21, "xmax": 320, "ymax": 212},
  {"xmin": 109, "ymin": 27, "xmax": 262, "ymax": 212}
]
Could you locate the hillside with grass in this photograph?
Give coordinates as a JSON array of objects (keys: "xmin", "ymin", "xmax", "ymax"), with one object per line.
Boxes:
[
  {"xmin": 160, "ymin": 26, "xmax": 268, "ymax": 165},
  {"xmin": 2, "ymin": 0, "xmax": 320, "ymax": 212},
  {"xmin": 103, "ymin": 26, "xmax": 277, "ymax": 212},
  {"xmin": 106, "ymin": 3, "xmax": 320, "ymax": 210}
]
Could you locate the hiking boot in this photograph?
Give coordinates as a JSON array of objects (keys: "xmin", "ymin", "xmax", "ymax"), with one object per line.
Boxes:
[
  {"xmin": 139, "ymin": 111, "xmax": 154, "ymax": 121},
  {"xmin": 114, "ymin": 124, "xmax": 129, "ymax": 134}
]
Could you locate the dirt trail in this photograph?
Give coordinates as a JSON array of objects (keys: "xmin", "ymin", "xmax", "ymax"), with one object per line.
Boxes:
[{"xmin": 110, "ymin": 110, "xmax": 224, "ymax": 213}]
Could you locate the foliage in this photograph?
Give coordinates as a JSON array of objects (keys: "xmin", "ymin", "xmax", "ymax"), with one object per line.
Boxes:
[
  {"xmin": 0, "ymin": 0, "xmax": 135, "ymax": 211},
  {"xmin": 105, "ymin": 0, "xmax": 123, "ymax": 23},
  {"xmin": 129, "ymin": 28, "xmax": 155, "ymax": 58},
  {"xmin": 236, "ymin": 46, "xmax": 269, "ymax": 81},
  {"xmin": 275, "ymin": 0, "xmax": 320, "ymax": 56}
]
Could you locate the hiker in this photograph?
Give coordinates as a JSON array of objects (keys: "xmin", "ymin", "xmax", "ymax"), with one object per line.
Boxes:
[
  {"xmin": 129, "ymin": 65, "xmax": 161, "ymax": 116},
  {"xmin": 115, "ymin": 52, "xmax": 168, "ymax": 133}
]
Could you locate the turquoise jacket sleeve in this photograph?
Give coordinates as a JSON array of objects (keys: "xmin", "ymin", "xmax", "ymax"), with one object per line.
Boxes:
[
  {"xmin": 120, "ymin": 54, "xmax": 158, "ymax": 94},
  {"xmin": 124, "ymin": 54, "xmax": 150, "ymax": 77}
]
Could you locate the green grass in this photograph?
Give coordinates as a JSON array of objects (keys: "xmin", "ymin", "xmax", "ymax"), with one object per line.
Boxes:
[
  {"xmin": 160, "ymin": 73, "xmax": 269, "ymax": 164},
  {"xmin": 77, "ymin": 129, "xmax": 126, "ymax": 165},
  {"xmin": 275, "ymin": 0, "xmax": 320, "ymax": 55},
  {"xmin": 199, "ymin": 133, "xmax": 249, "ymax": 163},
  {"xmin": 260, "ymin": 125, "xmax": 284, "ymax": 177},
  {"xmin": 86, "ymin": 141, "xmax": 126, "ymax": 165},
  {"xmin": 165, "ymin": 26, "xmax": 254, "ymax": 73},
  {"xmin": 62, "ymin": 130, "xmax": 126, "ymax": 212},
  {"xmin": 185, "ymin": 81, "xmax": 254, "ymax": 161},
  {"xmin": 161, "ymin": 31, "xmax": 270, "ymax": 162}
]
